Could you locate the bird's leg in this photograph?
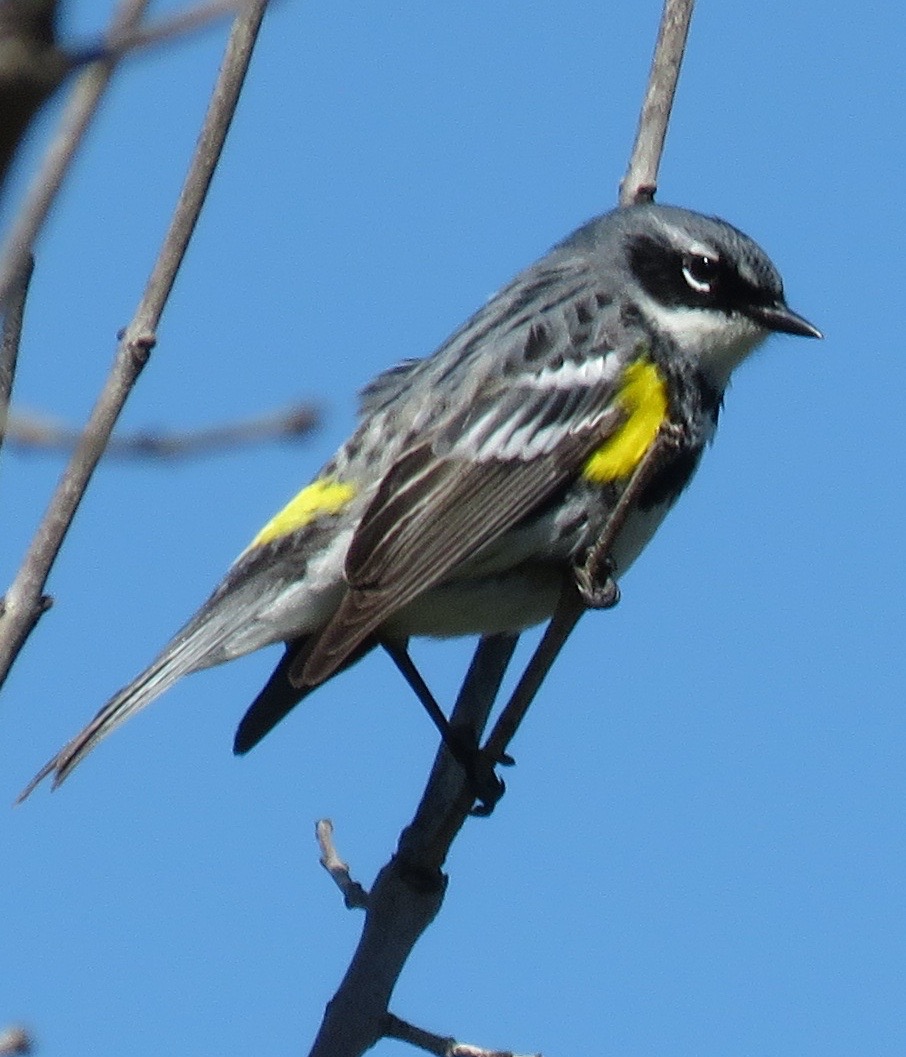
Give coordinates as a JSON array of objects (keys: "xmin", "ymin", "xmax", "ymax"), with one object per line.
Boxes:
[{"xmin": 381, "ymin": 639, "xmax": 509, "ymax": 815}]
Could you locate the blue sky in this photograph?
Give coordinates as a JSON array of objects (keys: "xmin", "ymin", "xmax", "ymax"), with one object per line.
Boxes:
[{"xmin": 3, "ymin": 2, "xmax": 905, "ymax": 1055}]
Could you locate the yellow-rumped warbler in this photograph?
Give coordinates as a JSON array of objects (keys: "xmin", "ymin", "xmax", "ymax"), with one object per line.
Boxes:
[{"xmin": 22, "ymin": 203, "xmax": 820, "ymax": 798}]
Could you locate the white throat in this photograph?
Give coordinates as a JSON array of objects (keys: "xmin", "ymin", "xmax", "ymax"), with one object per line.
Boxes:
[{"xmin": 637, "ymin": 293, "xmax": 769, "ymax": 391}]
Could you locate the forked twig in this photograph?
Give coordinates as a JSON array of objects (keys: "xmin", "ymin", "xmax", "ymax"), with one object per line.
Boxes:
[{"xmin": 101, "ymin": 0, "xmax": 249, "ymax": 61}]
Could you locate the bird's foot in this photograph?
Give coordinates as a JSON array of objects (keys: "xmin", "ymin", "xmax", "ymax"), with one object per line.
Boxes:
[
  {"xmin": 574, "ymin": 553, "xmax": 621, "ymax": 609},
  {"xmin": 447, "ymin": 725, "xmax": 514, "ymax": 817}
]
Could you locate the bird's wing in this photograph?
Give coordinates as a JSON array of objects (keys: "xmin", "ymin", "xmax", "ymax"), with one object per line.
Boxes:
[{"xmin": 299, "ymin": 349, "xmax": 639, "ymax": 686}]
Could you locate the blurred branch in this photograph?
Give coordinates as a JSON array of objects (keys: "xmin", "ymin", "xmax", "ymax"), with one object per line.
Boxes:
[
  {"xmin": 619, "ymin": 0, "xmax": 695, "ymax": 205},
  {"xmin": 4, "ymin": 399, "xmax": 318, "ymax": 459},
  {"xmin": 0, "ymin": 0, "xmax": 269, "ymax": 691},
  {"xmin": 0, "ymin": 1025, "xmax": 32, "ymax": 1056},
  {"xmin": 0, "ymin": 0, "xmax": 150, "ymax": 309},
  {"xmin": 0, "ymin": 252, "xmax": 33, "ymax": 447},
  {"xmin": 0, "ymin": 0, "xmax": 70, "ymax": 188},
  {"xmin": 0, "ymin": 0, "xmax": 246, "ymax": 299},
  {"xmin": 101, "ymin": 0, "xmax": 248, "ymax": 61}
]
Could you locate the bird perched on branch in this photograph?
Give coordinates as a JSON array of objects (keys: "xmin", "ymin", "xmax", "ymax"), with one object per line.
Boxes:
[{"xmin": 21, "ymin": 202, "xmax": 820, "ymax": 802}]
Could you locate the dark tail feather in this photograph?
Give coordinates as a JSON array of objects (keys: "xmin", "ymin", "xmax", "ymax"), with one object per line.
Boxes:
[{"xmin": 233, "ymin": 636, "xmax": 377, "ymax": 755}]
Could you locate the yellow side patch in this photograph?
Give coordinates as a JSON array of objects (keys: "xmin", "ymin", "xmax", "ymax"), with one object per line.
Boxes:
[
  {"xmin": 249, "ymin": 477, "xmax": 357, "ymax": 548},
  {"xmin": 583, "ymin": 359, "xmax": 669, "ymax": 483}
]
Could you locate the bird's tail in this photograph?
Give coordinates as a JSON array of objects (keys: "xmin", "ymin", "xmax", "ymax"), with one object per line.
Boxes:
[
  {"xmin": 18, "ymin": 600, "xmax": 251, "ymax": 800},
  {"xmin": 233, "ymin": 635, "xmax": 377, "ymax": 755}
]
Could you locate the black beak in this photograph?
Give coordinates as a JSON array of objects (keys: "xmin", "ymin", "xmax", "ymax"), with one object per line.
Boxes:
[{"xmin": 748, "ymin": 300, "xmax": 823, "ymax": 339}]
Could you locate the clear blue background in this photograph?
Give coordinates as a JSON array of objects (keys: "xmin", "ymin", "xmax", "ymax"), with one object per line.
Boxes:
[{"xmin": 3, "ymin": 2, "xmax": 905, "ymax": 1055}]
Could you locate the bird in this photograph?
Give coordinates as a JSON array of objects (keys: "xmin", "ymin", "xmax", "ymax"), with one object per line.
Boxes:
[{"xmin": 20, "ymin": 202, "xmax": 821, "ymax": 801}]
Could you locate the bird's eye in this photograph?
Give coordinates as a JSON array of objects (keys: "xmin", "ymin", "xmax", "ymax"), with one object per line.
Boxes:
[{"xmin": 682, "ymin": 253, "xmax": 719, "ymax": 294}]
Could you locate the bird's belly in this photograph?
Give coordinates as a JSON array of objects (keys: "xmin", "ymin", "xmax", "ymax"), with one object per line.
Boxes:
[
  {"xmin": 608, "ymin": 497, "xmax": 676, "ymax": 576},
  {"xmin": 385, "ymin": 562, "xmax": 565, "ymax": 638},
  {"xmin": 384, "ymin": 492, "xmax": 676, "ymax": 640}
]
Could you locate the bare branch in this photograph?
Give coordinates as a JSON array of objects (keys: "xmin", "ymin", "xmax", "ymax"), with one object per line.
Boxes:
[
  {"xmin": 127, "ymin": 2, "xmax": 268, "ymax": 334},
  {"xmin": 307, "ymin": 635, "xmax": 518, "ymax": 1057},
  {"xmin": 0, "ymin": 0, "xmax": 269, "ymax": 691},
  {"xmin": 4, "ymin": 400, "xmax": 318, "ymax": 459},
  {"xmin": 0, "ymin": 0, "xmax": 150, "ymax": 310},
  {"xmin": 316, "ymin": 820, "xmax": 369, "ymax": 910},
  {"xmin": 619, "ymin": 0, "xmax": 695, "ymax": 205},
  {"xmin": 0, "ymin": 252, "xmax": 33, "ymax": 448}
]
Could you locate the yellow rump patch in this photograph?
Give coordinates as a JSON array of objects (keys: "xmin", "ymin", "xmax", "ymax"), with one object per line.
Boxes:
[
  {"xmin": 583, "ymin": 359, "xmax": 669, "ymax": 483},
  {"xmin": 249, "ymin": 477, "xmax": 357, "ymax": 548}
]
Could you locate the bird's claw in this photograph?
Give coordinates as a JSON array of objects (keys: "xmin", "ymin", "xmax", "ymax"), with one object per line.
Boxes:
[
  {"xmin": 467, "ymin": 756, "xmax": 506, "ymax": 817},
  {"xmin": 574, "ymin": 554, "xmax": 621, "ymax": 609},
  {"xmin": 447, "ymin": 726, "xmax": 510, "ymax": 816}
]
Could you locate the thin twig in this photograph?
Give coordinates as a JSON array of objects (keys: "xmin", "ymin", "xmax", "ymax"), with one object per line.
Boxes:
[
  {"xmin": 470, "ymin": 0, "xmax": 696, "ymax": 766},
  {"xmin": 0, "ymin": 252, "xmax": 33, "ymax": 448},
  {"xmin": 126, "ymin": 2, "xmax": 268, "ymax": 337},
  {"xmin": 619, "ymin": 0, "xmax": 695, "ymax": 205},
  {"xmin": 0, "ymin": 0, "xmax": 150, "ymax": 310},
  {"xmin": 316, "ymin": 820, "xmax": 369, "ymax": 910},
  {"xmin": 472, "ymin": 0, "xmax": 698, "ymax": 774},
  {"xmin": 483, "ymin": 423, "xmax": 684, "ymax": 765},
  {"xmin": 0, "ymin": 0, "xmax": 269, "ymax": 691},
  {"xmin": 384, "ymin": 1015, "xmax": 456, "ymax": 1057},
  {"xmin": 384, "ymin": 1013, "xmax": 539, "ymax": 1057},
  {"xmin": 4, "ymin": 399, "xmax": 318, "ymax": 458}
]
